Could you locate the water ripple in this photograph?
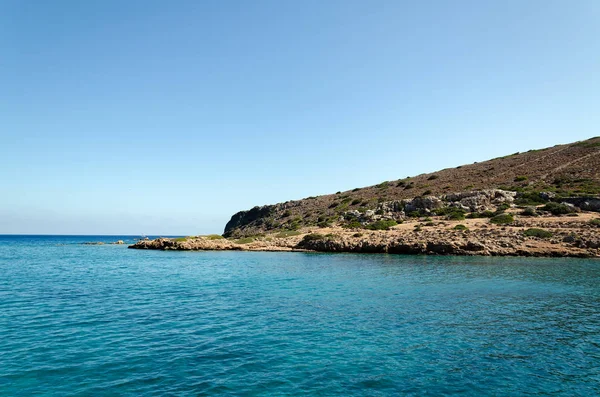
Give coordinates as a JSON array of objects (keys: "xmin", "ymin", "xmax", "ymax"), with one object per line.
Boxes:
[{"xmin": 1, "ymin": 236, "xmax": 600, "ymax": 395}]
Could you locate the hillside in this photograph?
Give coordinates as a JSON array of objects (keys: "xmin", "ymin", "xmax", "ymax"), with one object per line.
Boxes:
[{"xmin": 224, "ymin": 137, "xmax": 600, "ymax": 237}]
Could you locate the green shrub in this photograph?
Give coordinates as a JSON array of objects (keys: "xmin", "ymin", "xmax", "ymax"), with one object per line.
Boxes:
[
  {"xmin": 173, "ymin": 237, "xmax": 189, "ymax": 242},
  {"xmin": 377, "ymin": 181, "xmax": 390, "ymax": 189},
  {"xmin": 343, "ymin": 220, "xmax": 363, "ymax": 229},
  {"xmin": 589, "ymin": 219, "xmax": 600, "ymax": 227},
  {"xmin": 353, "ymin": 232, "xmax": 363, "ymax": 238},
  {"xmin": 453, "ymin": 224, "xmax": 468, "ymax": 231},
  {"xmin": 542, "ymin": 202, "xmax": 576, "ymax": 215},
  {"xmin": 317, "ymin": 221, "xmax": 331, "ymax": 228},
  {"xmin": 301, "ymin": 233, "xmax": 325, "ymax": 242},
  {"xmin": 351, "ymin": 199, "xmax": 361, "ymax": 205},
  {"xmin": 520, "ymin": 207, "xmax": 538, "ymax": 217},
  {"xmin": 422, "ymin": 190, "xmax": 432, "ymax": 196},
  {"xmin": 447, "ymin": 211, "xmax": 466, "ymax": 221},
  {"xmin": 490, "ymin": 214, "xmax": 514, "ymax": 225},
  {"xmin": 424, "ymin": 221, "xmax": 435, "ymax": 227},
  {"xmin": 427, "ymin": 175, "xmax": 439, "ymax": 180},
  {"xmin": 523, "ymin": 228, "xmax": 553, "ymax": 238},
  {"xmin": 414, "ymin": 225, "xmax": 422, "ymax": 232},
  {"xmin": 495, "ymin": 203, "xmax": 511, "ymax": 213},
  {"xmin": 235, "ymin": 237, "xmax": 254, "ymax": 244},
  {"xmin": 466, "ymin": 210, "xmax": 495, "ymax": 219},
  {"xmin": 514, "ymin": 176, "xmax": 528, "ymax": 182},
  {"xmin": 365, "ymin": 220, "xmax": 398, "ymax": 230},
  {"xmin": 514, "ymin": 192, "xmax": 547, "ymax": 206},
  {"xmin": 206, "ymin": 234, "xmax": 224, "ymax": 240}
]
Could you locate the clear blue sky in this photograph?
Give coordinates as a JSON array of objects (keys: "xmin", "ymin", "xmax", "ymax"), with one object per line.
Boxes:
[{"xmin": 2, "ymin": 0, "xmax": 599, "ymax": 235}]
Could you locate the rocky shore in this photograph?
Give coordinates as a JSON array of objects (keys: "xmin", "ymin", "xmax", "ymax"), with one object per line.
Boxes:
[{"xmin": 129, "ymin": 209, "xmax": 600, "ymax": 258}]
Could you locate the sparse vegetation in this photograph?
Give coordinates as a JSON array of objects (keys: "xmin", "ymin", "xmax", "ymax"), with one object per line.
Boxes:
[
  {"xmin": 206, "ymin": 234, "xmax": 224, "ymax": 240},
  {"xmin": 542, "ymin": 202, "xmax": 576, "ymax": 215},
  {"xmin": 446, "ymin": 211, "xmax": 466, "ymax": 221},
  {"xmin": 365, "ymin": 220, "xmax": 398, "ymax": 230},
  {"xmin": 490, "ymin": 214, "xmax": 514, "ymax": 225},
  {"xmin": 523, "ymin": 228, "xmax": 553, "ymax": 238},
  {"xmin": 467, "ymin": 210, "xmax": 495, "ymax": 218},
  {"xmin": 520, "ymin": 207, "xmax": 538, "ymax": 217},
  {"xmin": 514, "ymin": 192, "xmax": 547, "ymax": 206},
  {"xmin": 514, "ymin": 176, "xmax": 528, "ymax": 182},
  {"xmin": 301, "ymin": 233, "xmax": 325, "ymax": 242},
  {"xmin": 589, "ymin": 219, "xmax": 600, "ymax": 227},
  {"xmin": 453, "ymin": 224, "xmax": 468, "ymax": 231}
]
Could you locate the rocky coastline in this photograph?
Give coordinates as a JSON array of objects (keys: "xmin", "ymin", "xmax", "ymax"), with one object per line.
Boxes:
[
  {"xmin": 129, "ymin": 200, "xmax": 600, "ymax": 258},
  {"xmin": 129, "ymin": 137, "xmax": 600, "ymax": 259}
]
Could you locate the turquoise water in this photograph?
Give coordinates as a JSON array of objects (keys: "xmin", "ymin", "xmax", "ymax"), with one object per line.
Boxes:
[{"xmin": 1, "ymin": 235, "xmax": 600, "ymax": 395}]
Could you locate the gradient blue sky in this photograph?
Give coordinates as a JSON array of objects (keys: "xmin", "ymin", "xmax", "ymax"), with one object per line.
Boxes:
[{"xmin": 2, "ymin": 0, "xmax": 599, "ymax": 235}]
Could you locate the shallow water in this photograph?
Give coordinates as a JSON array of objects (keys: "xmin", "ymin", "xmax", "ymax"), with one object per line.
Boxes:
[{"xmin": 1, "ymin": 235, "xmax": 600, "ymax": 395}]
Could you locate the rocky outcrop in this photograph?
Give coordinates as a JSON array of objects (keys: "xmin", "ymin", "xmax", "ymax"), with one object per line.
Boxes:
[
  {"xmin": 223, "ymin": 205, "xmax": 276, "ymax": 237},
  {"xmin": 131, "ymin": 237, "xmax": 243, "ymax": 251},
  {"xmin": 561, "ymin": 197, "xmax": 600, "ymax": 212}
]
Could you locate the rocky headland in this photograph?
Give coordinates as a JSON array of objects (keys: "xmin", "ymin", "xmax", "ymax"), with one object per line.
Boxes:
[{"xmin": 130, "ymin": 138, "xmax": 600, "ymax": 258}]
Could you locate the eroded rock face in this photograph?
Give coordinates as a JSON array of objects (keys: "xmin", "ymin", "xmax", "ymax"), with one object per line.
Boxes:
[
  {"xmin": 224, "ymin": 205, "xmax": 276, "ymax": 237},
  {"xmin": 404, "ymin": 196, "xmax": 444, "ymax": 213},
  {"xmin": 445, "ymin": 189, "xmax": 516, "ymax": 212},
  {"xmin": 561, "ymin": 198, "xmax": 600, "ymax": 212}
]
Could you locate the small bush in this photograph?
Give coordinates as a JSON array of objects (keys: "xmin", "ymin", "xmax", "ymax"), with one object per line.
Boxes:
[
  {"xmin": 490, "ymin": 214, "xmax": 514, "ymax": 225},
  {"xmin": 495, "ymin": 203, "xmax": 511, "ymax": 213},
  {"xmin": 414, "ymin": 225, "xmax": 422, "ymax": 232},
  {"xmin": 520, "ymin": 207, "xmax": 538, "ymax": 217},
  {"xmin": 514, "ymin": 176, "xmax": 528, "ymax": 182},
  {"xmin": 206, "ymin": 234, "xmax": 224, "ymax": 240},
  {"xmin": 589, "ymin": 219, "xmax": 600, "ymax": 227},
  {"xmin": 453, "ymin": 224, "xmax": 468, "ymax": 231},
  {"xmin": 174, "ymin": 237, "xmax": 189, "ymax": 242},
  {"xmin": 466, "ymin": 210, "xmax": 495, "ymax": 219},
  {"xmin": 351, "ymin": 199, "xmax": 361, "ymax": 205},
  {"xmin": 424, "ymin": 221, "xmax": 435, "ymax": 227},
  {"xmin": 542, "ymin": 202, "xmax": 576, "ymax": 215},
  {"xmin": 447, "ymin": 211, "xmax": 466, "ymax": 221},
  {"xmin": 301, "ymin": 233, "xmax": 325, "ymax": 242},
  {"xmin": 365, "ymin": 220, "xmax": 398, "ymax": 230},
  {"xmin": 317, "ymin": 221, "xmax": 331, "ymax": 228},
  {"xmin": 422, "ymin": 190, "xmax": 432, "ymax": 196},
  {"xmin": 343, "ymin": 220, "xmax": 363, "ymax": 229},
  {"xmin": 377, "ymin": 181, "xmax": 390, "ymax": 189},
  {"xmin": 353, "ymin": 233, "xmax": 363, "ymax": 238},
  {"xmin": 515, "ymin": 192, "xmax": 547, "ymax": 206},
  {"xmin": 427, "ymin": 175, "xmax": 439, "ymax": 180},
  {"xmin": 235, "ymin": 237, "xmax": 254, "ymax": 244},
  {"xmin": 523, "ymin": 228, "xmax": 553, "ymax": 238}
]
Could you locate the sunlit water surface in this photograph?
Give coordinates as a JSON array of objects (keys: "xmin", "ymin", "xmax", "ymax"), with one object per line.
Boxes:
[{"xmin": 1, "ymin": 235, "xmax": 600, "ymax": 395}]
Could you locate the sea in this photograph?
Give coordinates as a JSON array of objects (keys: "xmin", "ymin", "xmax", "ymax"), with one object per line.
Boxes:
[{"xmin": 1, "ymin": 234, "xmax": 599, "ymax": 396}]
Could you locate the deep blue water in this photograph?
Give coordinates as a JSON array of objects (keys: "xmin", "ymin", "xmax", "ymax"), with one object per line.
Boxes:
[{"xmin": 1, "ymin": 235, "xmax": 600, "ymax": 396}]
